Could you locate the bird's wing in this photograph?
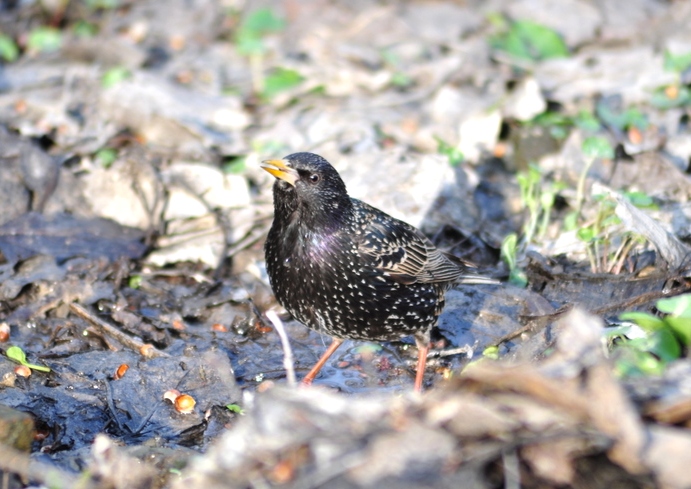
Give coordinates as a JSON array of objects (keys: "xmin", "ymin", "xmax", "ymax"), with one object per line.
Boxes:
[{"xmin": 355, "ymin": 204, "xmax": 463, "ymax": 285}]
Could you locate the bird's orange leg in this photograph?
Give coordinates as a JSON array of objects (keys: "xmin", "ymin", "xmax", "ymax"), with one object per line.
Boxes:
[
  {"xmin": 414, "ymin": 343, "xmax": 429, "ymax": 393},
  {"xmin": 301, "ymin": 338, "xmax": 344, "ymax": 386}
]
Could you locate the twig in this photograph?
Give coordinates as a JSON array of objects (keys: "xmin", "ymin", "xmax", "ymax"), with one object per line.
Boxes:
[
  {"xmin": 265, "ymin": 310, "xmax": 297, "ymax": 387},
  {"xmin": 69, "ymin": 303, "xmax": 169, "ymax": 358},
  {"xmin": 431, "ymin": 344, "xmax": 476, "ymax": 359}
]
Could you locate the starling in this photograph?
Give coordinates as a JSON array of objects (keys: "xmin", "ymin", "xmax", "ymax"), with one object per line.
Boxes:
[{"xmin": 262, "ymin": 152, "xmax": 496, "ymax": 391}]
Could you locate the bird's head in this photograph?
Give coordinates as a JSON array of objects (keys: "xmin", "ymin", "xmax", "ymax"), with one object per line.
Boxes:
[{"xmin": 261, "ymin": 152, "xmax": 352, "ymax": 230}]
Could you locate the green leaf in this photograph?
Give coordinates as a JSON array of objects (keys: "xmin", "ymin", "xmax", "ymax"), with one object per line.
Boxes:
[
  {"xmin": 223, "ymin": 157, "xmax": 246, "ymax": 174},
  {"xmin": 235, "ymin": 8, "xmax": 285, "ymax": 56},
  {"xmin": 6, "ymin": 345, "xmax": 27, "ymax": 364},
  {"xmin": 649, "ymin": 328, "xmax": 682, "ymax": 362},
  {"xmin": 656, "ymin": 294, "xmax": 691, "ymax": 318},
  {"xmin": 226, "ymin": 403, "xmax": 244, "ymax": 415},
  {"xmin": 600, "ymin": 214, "xmax": 621, "ymax": 228},
  {"xmin": 500, "ymin": 233, "xmax": 518, "ymax": 270},
  {"xmin": 243, "ymin": 8, "xmax": 284, "ymax": 33},
  {"xmin": 596, "ymin": 102, "xmax": 648, "ymax": 131},
  {"xmin": 514, "ymin": 20, "xmax": 569, "ymax": 59},
  {"xmin": 581, "ymin": 136, "xmax": 614, "ymax": 160},
  {"xmin": 664, "ymin": 50, "xmax": 691, "ymax": 73},
  {"xmin": 619, "ymin": 311, "xmax": 666, "ymax": 331},
  {"xmin": 482, "ymin": 345, "xmax": 499, "ymax": 359},
  {"xmin": 650, "ymin": 86, "xmax": 691, "ymax": 109},
  {"xmin": 27, "ymin": 27, "xmax": 63, "ymax": 53},
  {"xmin": 634, "ymin": 352, "xmax": 665, "ymax": 375},
  {"xmin": 95, "ymin": 148, "xmax": 117, "ymax": 168},
  {"xmin": 235, "ymin": 34, "xmax": 265, "ymax": 56},
  {"xmin": 664, "ymin": 316, "xmax": 691, "ymax": 346},
  {"xmin": 624, "ymin": 191, "xmax": 656, "ymax": 209},
  {"xmin": 391, "ymin": 72, "xmax": 412, "ymax": 88},
  {"xmin": 128, "ymin": 275, "xmax": 142, "ymax": 289},
  {"xmin": 576, "ymin": 226, "xmax": 596, "ymax": 243},
  {"xmin": 563, "ymin": 211, "xmax": 579, "ymax": 231},
  {"xmin": 435, "ymin": 136, "xmax": 464, "ymax": 166},
  {"xmin": 6, "ymin": 345, "xmax": 51, "ymax": 372},
  {"xmin": 623, "ymin": 108, "xmax": 648, "ymax": 130},
  {"xmin": 85, "ymin": 0, "xmax": 120, "ymax": 8},
  {"xmin": 531, "ymin": 111, "xmax": 572, "ymax": 139},
  {"xmin": 508, "ymin": 268, "xmax": 528, "ymax": 288},
  {"xmin": 492, "ymin": 19, "xmax": 568, "ymax": 62},
  {"xmin": 262, "ymin": 68, "xmax": 303, "ymax": 99},
  {"xmin": 102, "ymin": 66, "xmax": 130, "ymax": 88},
  {"xmin": 0, "ymin": 34, "xmax": 18, "ymax": 62},
  {"xmin": 574, "ymin": 110, "xmax": 601, "ymax": 132},
  {"xmin": 73, "ymin": 20, "xmax": 98, "ymax": 38}
]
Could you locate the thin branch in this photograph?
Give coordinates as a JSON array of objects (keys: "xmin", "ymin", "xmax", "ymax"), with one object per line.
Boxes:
[
  {"xmin": 266, "ymin": 310, "xmax": 297, "ymax": 387},
  {"xmin": 69, "ymin": 303, "xmax": 169, "ymax": 358}
]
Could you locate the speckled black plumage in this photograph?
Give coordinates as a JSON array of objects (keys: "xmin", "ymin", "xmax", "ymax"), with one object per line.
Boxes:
[{"xmin": 262, "ymin": 152, "xmax": 494, "ymax": 389}]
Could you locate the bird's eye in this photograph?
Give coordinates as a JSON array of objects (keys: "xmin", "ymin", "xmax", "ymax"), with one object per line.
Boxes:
[{"xmin": 309, "ymin": 173, "xmax": 320, "ymax": 184}]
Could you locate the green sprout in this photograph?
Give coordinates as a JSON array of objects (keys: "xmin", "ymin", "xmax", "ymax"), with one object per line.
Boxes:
[
  {"xmin": 435, "ymin": 136, "xmax": 464, "ymax": 167},
  {"xmin": 482, "ymin": 345, "xmax": 500, "ymax": 360},
  {"xmin": 262, "ymin": 67, "xmax": 304, "ymax": 100},
  {"xmin": 489, "ymin": 16, "xmax": 569, "ymax": 64},
  {"xmin": 6, "ymin": 346, "xmax": 51, "ymax": 373},
  {"xmin": 95, "ymin": 147, "xmax": 118, "ymax": 168},
  {"xmin": 614, "ymin": 294, "xmax": 691, "ymax": 376},
  {"xmin": 500, "ymin": 233, "xmax": 527, "ymax": 288},
  {"xmin": 102, "ymin": 66, "xmax": 130, "ymax": 88},
  {"xmin": 576, "ymin": 191, "xmax": 650, "ymax": 274},
  {"xmin": 517, "ymin": 164, "xmax": 563, "ymax": 245},
  {"xmin": 27, "ymin": 26, "xmax": 63, "ymax": 53},
  {"xmin": 0, "ymin": 34, "xmax": 18, "ymax": 62},
  {"xmin": 226, "ymin": 403, "xmax": 245, "ymax": 415},
  {"xmin": 128, "ymin": 274, "xmax": 143, "ymax": 289},
  {"xmin": 233, "ymin": 8, "xmax": 302, "ymax": 99},
  {"xmin": 651, "ymin": 50, "xmax": 691, "ymax": 109}
]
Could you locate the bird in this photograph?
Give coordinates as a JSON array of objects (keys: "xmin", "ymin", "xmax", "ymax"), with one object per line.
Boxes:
[{"xmin": 261, "ymin": 152, "xmax": 496, "ymax": 391}]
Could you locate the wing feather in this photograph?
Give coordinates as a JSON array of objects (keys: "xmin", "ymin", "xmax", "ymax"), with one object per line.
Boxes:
[{"xmin": 355, "ymin": 202, "xmax": 467, "ymax": 284}]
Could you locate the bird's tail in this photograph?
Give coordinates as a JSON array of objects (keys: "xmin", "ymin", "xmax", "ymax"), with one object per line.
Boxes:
[{"xmin": 456, "ymin": 273, "xmax": 500, "ymax": 285}]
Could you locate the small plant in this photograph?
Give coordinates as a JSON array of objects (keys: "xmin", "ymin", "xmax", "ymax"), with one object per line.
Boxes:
[
  {"xmin": 434, "ymin": 136, "xmax": 464, "ymax": 167},
  {"xmin": 101, "ymin": 66, "xmax": 130, "ymax": 88},
  {"xmin": 500, "ymin": 233, "xmax": 527, "ymax": 287},
  {"xmin": 223, "ymin": 156, "xmax": 246, "ymax": 174},
  {"xmin": 233, "ymin": 8, "xmax": 302, "ymax": 99},
  {"xmin": 482, "ymin": 345, "xmax": 500, "ymax": 360},
  {"xmin": 488, "ymin": 16, "xmax": 569, "ymax": 64},
  {"xmin": 651, "ymin": 50, "xmax": 691, "ymax": 109},
  {"xmin": 530, "ymin": 110, "xmax": 573, "ymax": 139},
  {"xmin": 226, "ymin": 403, "xmax": 245, "ymax": 415},
  {"xmin": 500, "ymin": 164, "xmax": 564, "ymax": 287},
  {"xmin": 0, "ymin": 34, "xmax": 18, "ymax": 62},
  {"xmin": 85, "ymin": 0, "xmax": 120, "ymax": 9},
  {"xmin": 128, "ymin": 274, "xmax": 143, "ymax": 289},
  {"xmin": 73, "ymin": 20, "xmax": 98, "ymax": 38},
  {"xmin": 6, "ymin": 345, "xmax": 51, "ymax": 373},
  {"xmin": 95, "ymin": 147, "xmax": 118, "ymax": 168},
  {"xmin": 613, "ymin": 294, "xmax": 691, "ymax": 376},
  {"xmin": 262, "ymin": 67, "xmax": 304, "ymax": 100},
  {"xmin": 27, "ymin": 26, "xmax": 63, "ymax": 53},
  {"xmin": 381, "ymin": 49, "xmax": 413, "ymax": 89},
  {"xmin": 595, "ymin": 100, "xmax": 648, "ymax": 144},
  {"xmin": 576, "ymin": 191, "xmax": 652, "ymax": 274},
  {"xmin": 517, "ymin": 164, "xmax": 564, "ymax": 246}
]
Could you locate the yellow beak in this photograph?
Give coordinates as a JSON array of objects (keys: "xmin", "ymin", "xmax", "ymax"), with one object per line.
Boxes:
[{"xmin": 261, "ymin": 159, "xmax": 298, "ymax": 186}]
